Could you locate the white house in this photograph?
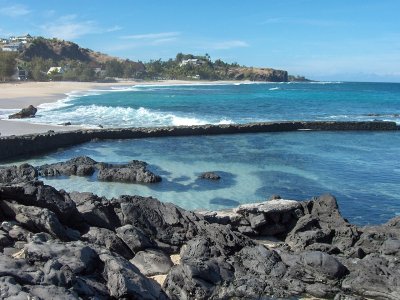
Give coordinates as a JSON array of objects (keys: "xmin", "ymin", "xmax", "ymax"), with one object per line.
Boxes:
[
  {"xmin": 1, "ymin": 42, "xmax": 23, "ymax": 52},
  {"xmin": 47, "ymin": 67, "xmax": 65, "ymax": 75},
  {"xmin": 179, "ymin": 58, "xmax": 200, "ymax": 67}
]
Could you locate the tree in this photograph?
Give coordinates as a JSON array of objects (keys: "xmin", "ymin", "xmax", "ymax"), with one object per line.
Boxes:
[
  {"xmin": 0, "ymin": 51, "xmax": 17, "ymax": 81},
  {"xmin": 105, "ymin": 59, "xmax": 124, "ymax": 77}
]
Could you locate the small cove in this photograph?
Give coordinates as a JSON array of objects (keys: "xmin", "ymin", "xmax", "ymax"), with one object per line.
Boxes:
[{"xmin": 8, "ymin": 130, "xmax": 400, "ymax": 226}]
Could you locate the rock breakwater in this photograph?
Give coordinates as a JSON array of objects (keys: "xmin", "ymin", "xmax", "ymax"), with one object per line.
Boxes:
[
  {"xmin": 0, "ymin": 121, "xmax": 398, "ymax": 161},
  {"xmin": 0, "ymin": 163, "xmax": 399, "ymax": 299}
]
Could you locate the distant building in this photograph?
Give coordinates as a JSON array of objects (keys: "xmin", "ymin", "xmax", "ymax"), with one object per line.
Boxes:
[
  {"xmin": 47, "ymin": 67, "xmax": 65, "ymax": 75},
  {"xmin": 1, "ymin": 42, "xmax": 23, "ymax": 52},
  {"xmin": 179, "ymin": 58, "xmax": 200, "ymax": 67}
]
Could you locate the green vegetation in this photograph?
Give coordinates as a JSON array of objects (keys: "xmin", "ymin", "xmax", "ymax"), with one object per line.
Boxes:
[
  {"xmin": 3, "ymin": 36, "xmax": 305, "ymax": 82},
  {"xmin": 0, "ymin": 51, "xmax": 17, "ymax": 81}
]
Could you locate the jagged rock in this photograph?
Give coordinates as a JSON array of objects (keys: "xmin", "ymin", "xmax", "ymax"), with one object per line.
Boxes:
[
  {"xmin": 0, "ymin": 276, "xmax": 31, "ymax": 299},
  {"xmin": 69, "ymin": 192, "xmax": 121, "ymax": 230},
  {"xmin": 81, "ymin": 227, "xmax": 133, "ymax": 260},
  {"xmin": 116, "ymin": 224, "xmax": 157, "ymax": 253},
  {"xmin": 0, "ymin": 230, "xmax": 13, "ymax": 250},
  {"xmin": 0, "ymin": 163, "xmax": 37, "ymax": 184},
  {"xmin": 23, "ymin": 240, "xmax": 100, "ymax": 275},
  {"xmin": 199, "ymin": 172, "xmax": 221, "ymax": 180},
  {"xmin": 8, "ymin": 224, "xmax": 31, "ymax": 241},
  {"xmin": 99, "ymin": 252, "xmax": 167, "ymax": 299},
  {"xmin": 27, "ymin": 285, "xmax": 80, "ymax": 300},
  {"xmin": 39, "ymin": 156, "xmax": 162, "ymax": 184},
  {"xmin": 97, "ymin": 160, "xmax": 161, "ymax": 183},
  {"xmin": 0, "ymin": 200, "xmax": 70, "ymax": 241},
  {"xmin": 119, "ymin": 195, "xmax": 202, "ymax": 252},
  {"xmin": 0, "ymin": 181, "xmax": 83, "ymax": 228},
  {"xmin": 130, "ymin": 249, "xmax": 173, "ymax": 276},
  {"xmin": 38, "ymin": 156, "xmax": 97, "ymax": 177},
  {"xmin": 341, "ymin": 253, "xmax": 400, "ymax": 299},
  {"xmin": 8, "ymin": 105, "xmax": 37, "ymax": 119},
  {"xmin": 285, "ymin": 194, "xmax": 359, "ymax": 252}
]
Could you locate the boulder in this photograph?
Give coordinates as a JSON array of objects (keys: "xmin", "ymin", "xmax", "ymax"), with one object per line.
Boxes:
[
  {"xmin": 38, "ymin": 156, "xmax": 97, "ymax": 177},
  {"xmin": 116, "ymin": 224, "xmax": 157, "ymax": 253},
  {"xmin": 97, "ymin": 160, "xmax": 161, "ymax": 183},
  {"xmin": 99, "ymin": 252, "xmax": 167, "ymax": 299},
  {"xmin": 69, "ymin": 192, "xmax": 121, "ymax": 230},
  {"xmin": 130, "ymin": 249, "xmax": 173, "ymax": 276},
  {"xmin": 0, "ymin": 163, "xmax": 37, "ymax": 185},
  {"xmin": 81, "ymin": 227, "xmax": 134, "ymax": 260},
  {"xmin": 8, "ymin": 105, "xmax": 37, "ymax": 119},
  {"xmin": 199, "ymin": 172, "xmax": 220, "ymax": 180}
]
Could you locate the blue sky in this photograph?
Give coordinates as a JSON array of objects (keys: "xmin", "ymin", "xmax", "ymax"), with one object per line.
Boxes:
[{"xmin": 1, "ymin": 0, "xmax": 399, "ymax": 82}]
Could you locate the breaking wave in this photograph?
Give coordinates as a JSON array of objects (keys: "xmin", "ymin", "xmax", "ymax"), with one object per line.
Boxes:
[{"xmin": 29, "ymin": 105, "xmax": 234, "ymax": 128}]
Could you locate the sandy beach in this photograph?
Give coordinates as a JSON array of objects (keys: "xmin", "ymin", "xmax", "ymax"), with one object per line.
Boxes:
[{"xmin": 0, "ymin": 80, "xmax": 229, "ymax": 136}]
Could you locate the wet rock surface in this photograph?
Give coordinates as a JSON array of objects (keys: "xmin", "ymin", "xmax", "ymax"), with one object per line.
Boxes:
[
  {"xmin": 0, "ymin": 164, "xmax": 399, "ymax": 299},
  {"xmin": 8, "ymin": 105, "xmax": 37, "ymax": 119},
  {"xmin": 38, "ymin": 156, "xmax": 162, "ymax": 183}
]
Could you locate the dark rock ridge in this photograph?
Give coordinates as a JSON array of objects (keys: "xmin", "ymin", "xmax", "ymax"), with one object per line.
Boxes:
[
  {"xmin": 0, "ymin": 121, "xmax": 398, "ymax": 161},
  {"xmin": 8, "ymin": 105, "xmax": 37, "ymax": 119},
  {"xmin": 0, "ymin": 165, "xmax": 399, "ymax": 299},
  {"xmin": 38, "ymin": 156, "xmax": 161, "ymax": 183}
]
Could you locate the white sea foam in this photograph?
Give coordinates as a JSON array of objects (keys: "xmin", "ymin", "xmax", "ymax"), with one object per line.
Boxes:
[
  {"xmin": 28, "ymin": 104, "xmax": 233, "ymax": 128},
  {"xmin": 269, "ymin": 87, "xmax": 280, "ymax": 91},
  {"xmin": 0, "ymin": 109, "xmax": 19, "ymax": 119}
]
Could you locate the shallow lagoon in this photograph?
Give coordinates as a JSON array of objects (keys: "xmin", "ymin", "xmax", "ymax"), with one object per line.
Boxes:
[{"xmin": 11, "ymin": 131, "xmax": 400, "ymax": 226}]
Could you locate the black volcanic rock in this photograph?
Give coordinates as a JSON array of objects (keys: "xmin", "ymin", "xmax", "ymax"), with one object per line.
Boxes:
[
  {"xmin": 38, "ymin": 156, "xmax": 162, "ymax": 184},
  {"xmin": 0, "ymin": 164, "xmax": 400, "ymax": 299},
  {"xmin": 199, "ymin": 172, "xmax": 221, "ymax": 180},
  {"xmin": 0, "ymin": 163, "xmax": 37, "ymax": 184},
  {"xmin": 8, "ymin": 105, "xmax": 37, "ymax": 119}
]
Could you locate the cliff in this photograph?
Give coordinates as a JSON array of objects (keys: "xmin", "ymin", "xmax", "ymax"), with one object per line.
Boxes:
[{"xmin": 227, "ymin": 67, "xmax": 288, "ymax": 82}]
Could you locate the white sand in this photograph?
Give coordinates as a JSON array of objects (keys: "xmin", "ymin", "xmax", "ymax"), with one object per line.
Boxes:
[{"xmin": 0, "ymin": 80, "xmax": 239, "ymax": 136}]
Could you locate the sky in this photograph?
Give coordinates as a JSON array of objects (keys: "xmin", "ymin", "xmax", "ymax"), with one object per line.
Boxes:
[{"xmin": 0, "ymin": 0, "xmax": 399, "ymax": 82}]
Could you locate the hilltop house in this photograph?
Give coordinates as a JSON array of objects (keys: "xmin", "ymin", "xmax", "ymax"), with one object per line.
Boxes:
[
  {"xmin": 1, "ymin": 42, "xmax": 23, "ymax": 52},
  {"xmin": 47, "ymin": 67, "xmax": 65, "ymax": 75},
  {"xmin": 179, "ymin": 58, "xmax": 200, "ymax": 67}
]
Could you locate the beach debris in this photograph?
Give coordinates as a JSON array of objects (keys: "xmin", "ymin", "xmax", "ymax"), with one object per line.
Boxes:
[{"xmin": 8, "ymin": 105, "xmax": 37, "ymax": 119}]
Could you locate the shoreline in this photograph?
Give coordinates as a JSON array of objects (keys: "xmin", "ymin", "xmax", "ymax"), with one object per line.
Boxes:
[{"xmin": 0, "ymin": 80, "xmax": 254, "ymax": 136}]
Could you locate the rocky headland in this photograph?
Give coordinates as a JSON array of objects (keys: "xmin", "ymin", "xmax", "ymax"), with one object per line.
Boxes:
[{"xmin": 0, "ymin": 162, "xmax": 399, "ymax": 299}]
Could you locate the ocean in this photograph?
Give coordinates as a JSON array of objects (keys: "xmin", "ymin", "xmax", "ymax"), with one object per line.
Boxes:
[
  {"xmin": 2, "ymin": 81, "xmax": 400, "ymax": 127},
  {"xmin": 3, "ymin": 81, "xmax": 400, "ymax": 225}
]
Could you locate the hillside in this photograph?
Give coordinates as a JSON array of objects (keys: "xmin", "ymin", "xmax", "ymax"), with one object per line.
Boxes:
[
  {"xmin": 20, "ymin": 37, "xmax": 116, "ymax": 63},
  {"xmin": 0, "ymin": 36, "xmax": 308, "ymax": 82}
]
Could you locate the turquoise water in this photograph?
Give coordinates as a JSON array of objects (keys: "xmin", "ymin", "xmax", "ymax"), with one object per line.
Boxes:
[
  {"xmin": 2, "ymin": 82, "xmax": 399, "ymax": 127},
  {"xmin": 2, "ymin": 82, "xmax": 400, "ymax": 225},
  {"xmin": 14, "ymin": 131, "xmax": 400, "ymax": 225}
]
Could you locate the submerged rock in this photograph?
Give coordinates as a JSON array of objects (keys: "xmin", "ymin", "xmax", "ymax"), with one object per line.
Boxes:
[{"xmin": 199, "ymin": 172, "xmax": 221, "ymax": 180}]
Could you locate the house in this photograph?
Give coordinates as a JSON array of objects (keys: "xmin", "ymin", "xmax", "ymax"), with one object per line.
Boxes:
[
  {"xmin": 1, "ymin": 42, "xmax": 23, "ymax": 52},
  {"xmin": 179, "ymin": 58, "xmax": 200, "ymax": 67},
  {"xmin": 47, "ymin": 67, "xmax": 64, "ymax": 75}
]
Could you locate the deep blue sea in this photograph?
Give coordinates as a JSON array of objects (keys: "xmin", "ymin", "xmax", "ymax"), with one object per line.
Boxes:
[{"xmin": 3, "ymin": 82, "xmax": 400, "ymax": 225}]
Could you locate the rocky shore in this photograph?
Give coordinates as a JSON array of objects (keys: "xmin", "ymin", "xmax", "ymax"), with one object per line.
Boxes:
[
  {"xmin": 0, "ymin": 163, "xmax": 399, "ymax": 299},
  {"xmin": 0, "ymin": 121, "xmax": 398, "ymax": 161}
]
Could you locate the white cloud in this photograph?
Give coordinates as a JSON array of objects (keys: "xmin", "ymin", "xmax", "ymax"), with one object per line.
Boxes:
[
  {"xmin": 0, "ymin": 4, "xmax": 30, "ymax": 17},
  {"xmin": 106, "ymin": 25, "xmax": 123, "ymax": 33},
  {"xmin": 39, "ymin": 15, "xmax": 120, "ymax": 40},
  {"xmin": 211, "ymin": 40, "xmax": 249, "ymax": 50},
  {"xmin": 120, "ymin": 32, "xmax": 181, "ymax": 40}
]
